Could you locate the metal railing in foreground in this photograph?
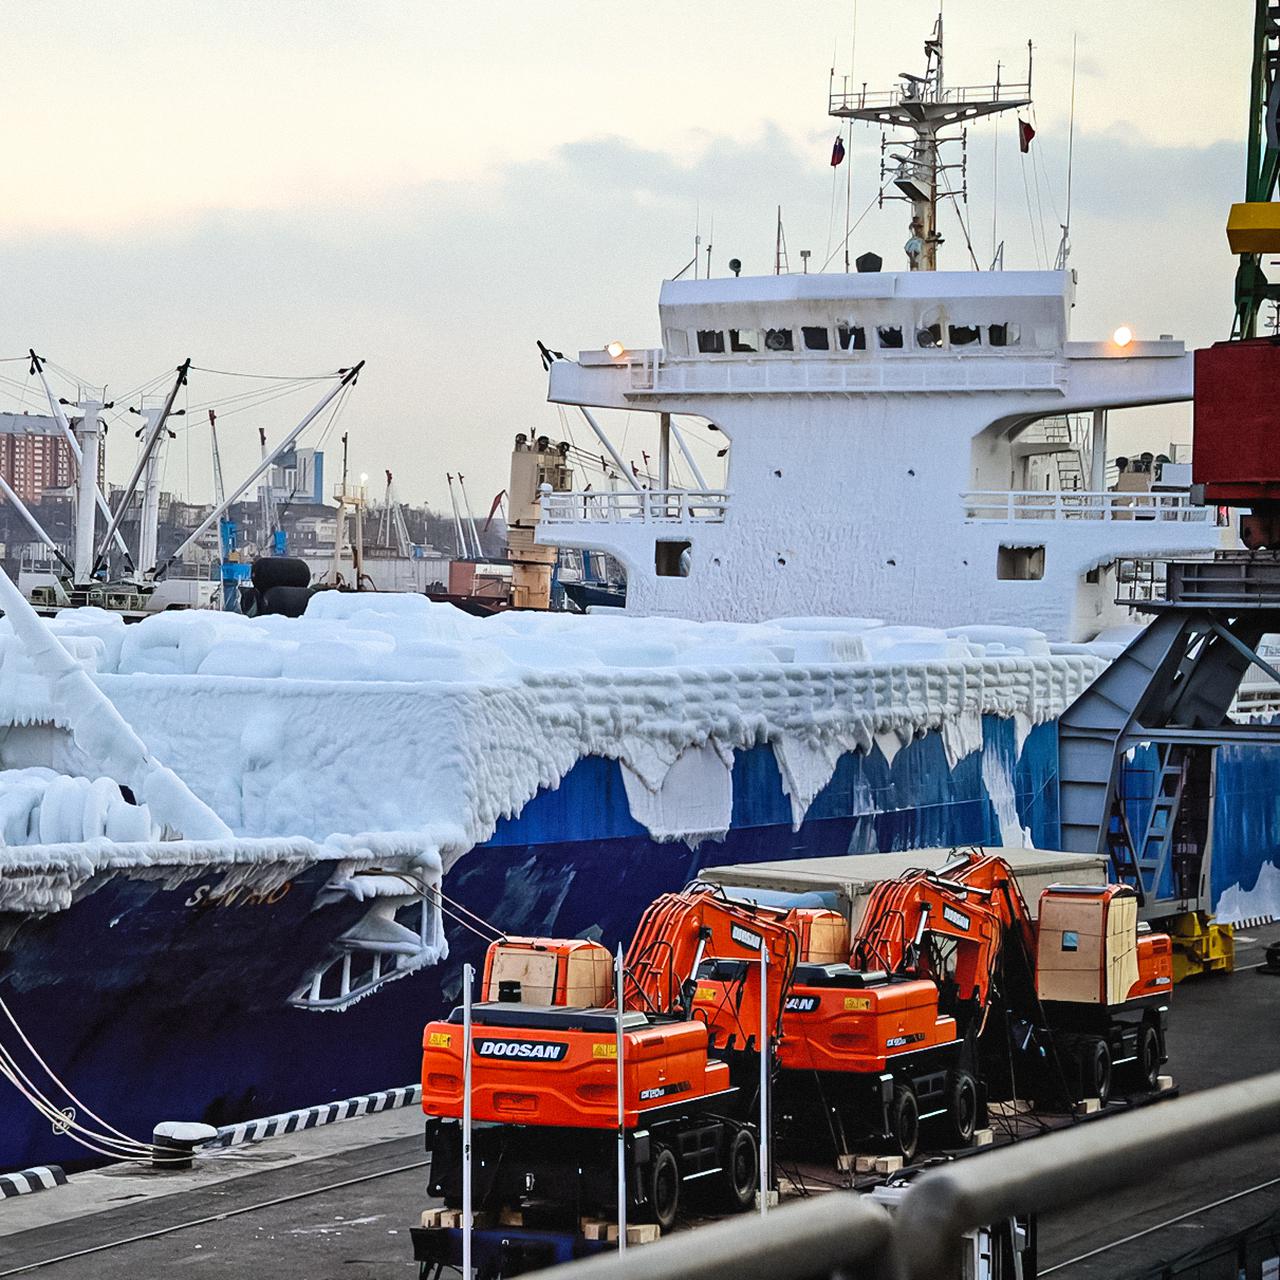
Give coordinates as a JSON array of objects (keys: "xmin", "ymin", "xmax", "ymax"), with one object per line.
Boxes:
[{"xmin": 536, "ymin": 1070, "xmax": 1280, "ymax": 1280}]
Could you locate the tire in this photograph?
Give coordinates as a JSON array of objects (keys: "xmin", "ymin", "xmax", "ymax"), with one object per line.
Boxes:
[
  {"xmin": 1133, "ymin": 1022, "xmax": 1160, "ymax": 1092},
  {"xmin": 251, "ymin": 556, "xmax": 311, "ymax": 591},
  {"xmin": 1078, "ymin": 1037, "xmax": 1112, "ymax": 1106},
  {"xmin": 944, "ymin": 1070, "xmax": 979, "ymax": 1146},
  {"xmin": 889, "ymin": 1083, "xmax": 920, "ymax": 1161},
  {"xmin": 720, "ymin": 1127, "xmax": 759, "ymax": 1212},
  {"xmin": 646, "ymin": 1146, "xmax": 680, "ymax": 1231}
]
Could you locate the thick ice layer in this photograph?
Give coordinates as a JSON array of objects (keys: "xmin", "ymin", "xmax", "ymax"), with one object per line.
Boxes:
[
  {"xmin": 0, "ymin": 767, "xmax": 156, "ymax": 847},
  {"xmin": 0, "ymin": 596, "xmax": 1106, "ymax": 869}
]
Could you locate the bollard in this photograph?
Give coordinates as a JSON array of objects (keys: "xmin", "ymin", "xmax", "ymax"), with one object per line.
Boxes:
[{"xmin": 151, "ymin": 1121, "xmax": 218, "ymax": 1170}]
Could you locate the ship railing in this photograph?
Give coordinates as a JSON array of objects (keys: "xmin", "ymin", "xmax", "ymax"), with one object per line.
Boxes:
[
  {"xmin": 963, "ymin": 489, "xmax": 1218, "ymax": 524},
  {"xmin": 632, "ymin": 355, "xmax": 1066, "ymax": 396},
  {"xmin": 829, "ymin": 79, "xmax": 1031, "ymax": 115},
  {"xmin": 536, "ymin": 1071, "xmax": 1280, "ymax": 1280},
  {"xmin": 541, "ymin": 488, "xmax": 730, "ymax": 525}
]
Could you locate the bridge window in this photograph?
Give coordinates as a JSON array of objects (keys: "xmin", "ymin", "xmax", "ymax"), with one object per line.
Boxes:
[
  {"xmin": 802, "ymin": 326, "xmax": 830, "ymax": 351},
  {"xmin": 916, "ymin": 323, "xmax": 943, "ymax": 349},
  {"xmin": 666, "ymin": 329, "xmax": 690, "ymax": 356},
  {"xmin": 764, "ymin": 328, "xmax": 794, "ymax": 352},
  {"xmin": 838, "ymin": 323, "xmax": 867, "ymax": 351},
  {"xmin": 988, "ymin": 323, "xmax": 1021, "ymax": 348},
  {"xmin": 997, "ymin": 544, "xmax": 1045, "ymax": 581},
  {"xmin": 950, "ymin": 324, "xmax": 981, "ymax": 347},
  {"xmin": 729, "ymin": 328, "xmax": 759, "ymax": 353},
  {"xmin": 877, "ymin": 325, "xmax": 904, "ymax": 349},
  {"xmin": 697, "ymin": 330, "xmax": 726, "ymax": 354},
  {"xmin": 656, "ymin": 539, "xmax": 691, "ymax": 577}
]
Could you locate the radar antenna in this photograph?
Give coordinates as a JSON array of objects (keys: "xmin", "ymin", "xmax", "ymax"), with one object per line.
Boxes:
[{"xmin": 829, "ymin": 13, "xmax": 1031, "ymax": 271}]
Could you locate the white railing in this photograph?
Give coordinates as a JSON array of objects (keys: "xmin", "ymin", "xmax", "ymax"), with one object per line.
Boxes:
[
  {"xmin": 962, "ymin": 489, "xmax": 1219, "ymax": 524},
  {"xmin": 541, "ymin": 488, "xmax": 729, "ymax": 525},
  {"xmin": 829, "ymin": 79, "xmax": 1031, "ymax": 115},
  {"xmin": 628, "ymin": 355, "xmax": 1065, "ymax": 397}
]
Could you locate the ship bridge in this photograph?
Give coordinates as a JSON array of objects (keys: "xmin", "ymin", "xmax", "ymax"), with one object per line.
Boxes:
[{"xmin": 541, "ymin": 268, "xmax": 1229, "ymax": 641}]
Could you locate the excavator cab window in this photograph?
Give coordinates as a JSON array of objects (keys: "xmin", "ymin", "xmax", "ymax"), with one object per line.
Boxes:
[{"xmin": 1061, "ymin": 931, "xmax": 1079, "ymax": 952}]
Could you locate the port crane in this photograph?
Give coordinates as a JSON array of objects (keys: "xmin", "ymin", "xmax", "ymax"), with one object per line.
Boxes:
[{"xmin": 1058, "ymin": 0, "xmax": 1280, "ymax": 978}]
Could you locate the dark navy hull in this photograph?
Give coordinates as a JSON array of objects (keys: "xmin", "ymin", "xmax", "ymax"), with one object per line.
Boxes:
[{"xmin": 1, "ymin": 715, "xmax": 1271, "ymax": 1172}]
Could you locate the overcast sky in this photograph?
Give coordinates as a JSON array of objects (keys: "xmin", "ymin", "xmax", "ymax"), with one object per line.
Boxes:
[{"xmin": 0, "ymin": 1, "xmax": 1254, "ymax": 510}]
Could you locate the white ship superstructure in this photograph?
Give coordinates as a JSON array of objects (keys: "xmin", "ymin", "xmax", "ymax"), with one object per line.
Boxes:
[
  {"xmin": 543, "ymin": 269, "xmax": 1224, "ymax": 640},
  {"xmin": 538, "ymin": 18, "xmax": 1230, "ymax": 641}
]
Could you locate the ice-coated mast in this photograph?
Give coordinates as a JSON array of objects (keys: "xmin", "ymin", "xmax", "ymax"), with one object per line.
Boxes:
[
  {"xmin": 828, "ymin": 14, "xmax": 1031, "ymax": 271},
  {"xmin": 29, "ymin": 349, "xmax": 134, "ymax": 574}
]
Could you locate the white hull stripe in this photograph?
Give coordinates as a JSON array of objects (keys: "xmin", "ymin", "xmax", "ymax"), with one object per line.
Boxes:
[
  {"xmin": 0, "ymin": 1165, "xmax": 67, "ymax": 1198},
  {"xmin": 204, "ymin": 1084, "xmax": 421, "ymax": 1150}
]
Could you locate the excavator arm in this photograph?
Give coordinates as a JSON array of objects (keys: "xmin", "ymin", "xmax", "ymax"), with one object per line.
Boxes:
[
  {"xmin": 624, "ymin": 883, "xmax": 799, "ymax": 1049},
  {"xmin": 851, "ymin": 863, "xmax": 1005, "ymax": 1007}
]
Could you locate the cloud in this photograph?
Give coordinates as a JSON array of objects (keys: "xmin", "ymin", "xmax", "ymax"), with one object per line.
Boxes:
[{"xmin": 0, "ymin": 122, "xmax": 1242, "ymax": 510}]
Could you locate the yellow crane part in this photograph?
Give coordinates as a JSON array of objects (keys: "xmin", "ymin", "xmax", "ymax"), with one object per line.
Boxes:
[
  {"xmin": 1227, "ymin": 202, "xmax": 1280, "ymax": 254},
  {"xmin": 1164, "ymin": 912, "xmax": 1235, "ymax": 982}
]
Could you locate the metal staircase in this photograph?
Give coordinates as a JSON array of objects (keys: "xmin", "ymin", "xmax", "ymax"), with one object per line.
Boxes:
[
  {"xmin": 1021, "ymin": 415, "xmax": 1088, "ymax": 491},
  {"xmin": 1058, "ymin": 555, "xmax": 1280, "ymax": 918}
]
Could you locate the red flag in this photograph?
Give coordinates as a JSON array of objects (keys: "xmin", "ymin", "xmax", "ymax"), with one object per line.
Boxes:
[
  {"xmin": 1018, "ymin": 119, "xmax": 1036, "ymax": 153},
  {"xmin": 830, "ymin": 135, "xmax": 846, "ymax": 167}
]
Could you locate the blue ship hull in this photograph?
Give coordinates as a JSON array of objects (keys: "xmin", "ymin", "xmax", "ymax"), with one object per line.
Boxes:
[{"xmin": 0, "ymin": 715, "xmax": 1272, "ymax": 1172}]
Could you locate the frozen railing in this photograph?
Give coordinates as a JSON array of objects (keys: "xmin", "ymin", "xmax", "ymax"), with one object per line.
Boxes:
[
  {"xmin": 963, "ymin": 490, "xmax": 1218, "ymax": 524},
  {"xmin": 536, "ymin": 1071, "xmax": 1280, "ymax": 1280},
  {"xmin": 541, "ymin": 489, "xmax": 730, "ymax": 525}
]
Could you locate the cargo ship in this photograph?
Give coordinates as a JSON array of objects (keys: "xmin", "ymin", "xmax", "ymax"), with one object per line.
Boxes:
[{"xmin": 3, "ymin": 15, "xmax": 1278, "ymax": 1176}]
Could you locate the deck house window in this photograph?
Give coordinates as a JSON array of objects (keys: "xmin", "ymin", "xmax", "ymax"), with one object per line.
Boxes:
[
  {"xmin": 877, "ymin": 325, "xmax": 904, "ymax": 349},
  {"xmin": 764, "ymin": 328, "xmax": 794, "ymax": 352},
  {"xmin": 950, "ymin": 324, "xmax": 981, "ymax": 347},
  {"xmin": 697, "ymin": 330, "xmax": 726, "ymax": 354},
  {"xmin": 729, "ymin": 329, "xmax": 759, "ymax": 353},
  {"xmin": 838, "ymin": 323, "xmax": 866, "ymax": 351},
  {"xmin": 916, "ymin": 323, "xmax": 943, "ymax": 349},
  {"xmin": 988, "ymin": 323, "xmax": 1021, "ymax": 348},
  {"xmin": 802, "ymin": 326, "xmax": 830, "ymax": 351}
]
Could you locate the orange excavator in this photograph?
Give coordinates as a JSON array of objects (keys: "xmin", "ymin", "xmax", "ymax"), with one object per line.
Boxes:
[
  {"xmin": 420, "ymin": 853, "xmax": 1173, "ymax": 1237},
  {"xmin": 420, "ymin": 885, "xmax": 822, "ymax": 1231},
  {"xmin": 774, "ymin": 850, "xmax": 1174, "ymax": 1158}
]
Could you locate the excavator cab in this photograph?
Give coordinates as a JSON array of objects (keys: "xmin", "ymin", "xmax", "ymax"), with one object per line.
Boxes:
[
  {"xmin": 421, "ymin": 927, "xmax": 762, "ymax": 1234},
  {"xmin": 480, "ymin": 936, "xmax": 613, "ymax": 1007}
]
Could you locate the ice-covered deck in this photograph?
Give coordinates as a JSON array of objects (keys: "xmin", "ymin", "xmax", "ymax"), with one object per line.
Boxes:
[{"xmin": 0, "ymin": 596, "xmax": 1107, "ymax": 864}]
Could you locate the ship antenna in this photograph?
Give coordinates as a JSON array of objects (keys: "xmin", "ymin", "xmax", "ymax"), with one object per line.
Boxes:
[
  {"xmin": 1055, "ymin": 34, "xmax": 1078, "ymax": 270},
  {"xmin": 829, "ymin": 9, "xmax": 1030, "ymax": 270},
  {"xmin": 844, "ymin": 0, "xmax": 857, "ymax": 273}
]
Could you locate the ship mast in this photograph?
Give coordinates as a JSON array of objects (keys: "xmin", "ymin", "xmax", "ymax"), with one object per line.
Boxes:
[{"xmin": 829, "ymin": 15, "xmax": 1031, "ymax": 271}]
